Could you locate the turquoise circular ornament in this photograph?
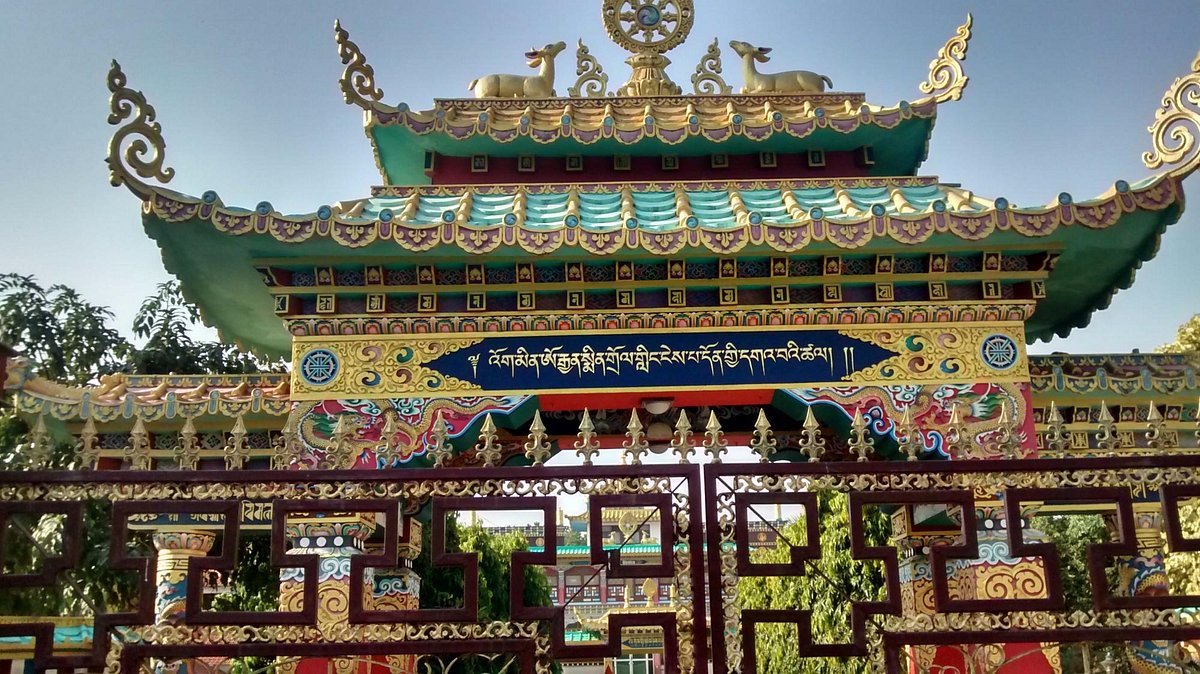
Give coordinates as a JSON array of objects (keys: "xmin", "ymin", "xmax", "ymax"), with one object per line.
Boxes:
[
  {"xmin": 256, "ymin": 201, "xmax": 272, "ymax": 215},
  {"xmin": 378, "ymin": 208, "xmax": 394, "ymax": 223},
  {"xmin": 1115, "ymin": 180, "xmax": 1130, "ymax": 193},
  {"xmin": 1057, "ymin": 192, "xmax": 1072, "ymax": 205},
  {"xmin": 441, "ymin": 210, "xmax": 455, "ymax": 223},
  {"xmin": 201, "ymin": 190, "xmax": 218, "ymax": 204},
  {"xmin": 317, "ymin": 205, "xmax": 333, "ymax": 220},
  {"xmin": 299, "ymin": 349, "xmax": 339, "ymax": 386}
]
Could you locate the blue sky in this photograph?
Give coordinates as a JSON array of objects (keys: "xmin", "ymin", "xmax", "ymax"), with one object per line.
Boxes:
[{"xmin": 0, "ymin": 1, "xmax": 1198, "ymax": 355}]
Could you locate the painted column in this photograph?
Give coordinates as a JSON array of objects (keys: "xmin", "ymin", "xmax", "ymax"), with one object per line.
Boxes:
[
  {"xmin": 279, "ymin": 515, "xmax": 376, "ymax": 674},
  {"xmin": 153, "ymin": 530, "xmax": 217, "ymax": 674},
  {"xmin": 1119, "ymin": 501, "xmax": 1182, "ymax": 674},
  {"xmin": 370, "ymin": 518, "xmax": 422, "ymax": 674}
]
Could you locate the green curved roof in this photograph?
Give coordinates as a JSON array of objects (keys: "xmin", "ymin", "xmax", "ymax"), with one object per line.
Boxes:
[{"xmin": 141, "ymin": 173, "xmax": 1185, "ymax": 356}]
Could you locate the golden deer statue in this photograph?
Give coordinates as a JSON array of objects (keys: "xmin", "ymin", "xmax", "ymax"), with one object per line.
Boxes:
[
  {"xmin": 469, "ymin": 41, "xmax": 567, "ymax": 99},
  {"xmin": 728, "ymin": 40, "xmax": 833, "ymax": 94}
]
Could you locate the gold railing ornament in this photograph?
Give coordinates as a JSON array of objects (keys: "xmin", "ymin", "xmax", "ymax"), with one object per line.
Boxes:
[
  {"xmin": 749, "ymin": 409, "xmax": 776, "ymax": 463},
  {"xmin": 670, "ymin": 410, "xmax": 695, "ymax": 464},
  {"xmin": 376, "ymin": 412, "xmax": 399, "ymax": 467},
  {"xmin": 177, "ymin": 416, "xmax": 200, "ymax": 470},
  {"xmin": 1143, "ymin": 49, "xmax": 1200, "ymax": 179},
  {"xmin": 1095, "ymin": 402, "xmax": 1118, "ymax": 454},
  {"xmin": 523, "ymin": 410, "xmax": 552, "ymax": 467},
  {"xmin": 28, "ymin": 413, "xmax": 52, "ymax": 470},
  {"xmin": 702, "ymin": 411, "xmax": 728, "ymax": 463},
  {"xmin": 797, "ymin": 406, "xmax": 825, "ymax": 462},
  {"xmin": 428, "ymin": 411, "xmax": 453, "ymax": 468},
  {"xmin": 897, "ymin": 406, "xmax": 921, "ymax": 462},
  {"xmin": 943, "ymin": 403, "xmax": 965, "ymax": 460},
  {"xmin": 106, "ymin": 60, "xmax": 175, "ymax": 198},
  {"xmin": 475, "ymin": 413, "xmax": 502, "ymax": 467},
  {"xmin": 575, "ymin": 409, "xmax": 601, "ymax": 466},
  {"xmin": 623, "ymin": 409, "xmax": 649, "ymax": 465},
  {"xmin": 994, "ymin": 402, "xmax": 1019, "ymax": 459},
  {"xmin": 79, "ymin": 417, "xmax": 99, "ymax": 470},
  {"xmin": 333, "ymin": 20, "xmax": 385, "ymax": 109},
  {"xmin": 1145, "ymin": 402, "xmax": 1167, "ymax": 453},
  {"xmin": 272, "ymin": 410, "xmax": 300, "ymax": 470},
  {"xmin": 690, "ymin": 38, "xmax": 731, "ymax": 95},
  {"xmin": 568, "ymin": 39, "xmax": 612, "ymax": 97},
  {"xmin": 848, "ymin": 405, "xmax": 874, "ymax": 462},
  {"xmin": 223, "ymin": 414, "xmax": 249, "ymax": 470},
  {"xmin": 126, "ymin": 417, "xmax": 151, "ymax": 470},
  {"xmin": 917, "ymin": 14, "xmax": 972, "ymax": 104},
  {"xmin": 1044, "ymin": 401, "xmax": 1068, "ymax": 454}
]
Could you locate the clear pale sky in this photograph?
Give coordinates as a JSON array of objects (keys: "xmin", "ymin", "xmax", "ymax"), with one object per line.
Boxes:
[{"xmin": 1, "ymin": 1, "xmax": 1198, "ymax": 355}]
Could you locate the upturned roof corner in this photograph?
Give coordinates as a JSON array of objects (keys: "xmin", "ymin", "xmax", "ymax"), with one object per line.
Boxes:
[
  {"xmin": 917, "ymin": 13, "xmax": 972, "ymax": 105},
  {"xmin": 106, "ymin": 60, "xmax": 175, "ymax": 200}
]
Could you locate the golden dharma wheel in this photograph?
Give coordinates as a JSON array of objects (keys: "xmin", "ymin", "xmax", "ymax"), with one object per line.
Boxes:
[{"xmin": 602, "ymin": 0, "xmax": 694, "ymax": 54}]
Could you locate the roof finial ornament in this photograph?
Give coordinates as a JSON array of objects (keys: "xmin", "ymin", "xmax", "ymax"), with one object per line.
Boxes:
[
  {"xmin": 918, "ymin": 14, "xmax": 973, "ymax": 104},
  {"xmin": 334, "ymin": 20, "xmax": 384, "ymax": 109},
  {"xmin": 106, "ymin": 60, "xmax": 174, "ymax": 198},
  {"xmin": 568, "ymin": 39, "xmax": 612, "ymax": 97},
  {"xmin": 690, "ymin": 38, "xmax": 732, "ymax": 95},
  {"xmin": 603, "ymin": 0, "xmax": 693, "ymax": 96},
  {"xmin": 1143, "ymin": 49, "xmax": 1200, "ymax": 179}
]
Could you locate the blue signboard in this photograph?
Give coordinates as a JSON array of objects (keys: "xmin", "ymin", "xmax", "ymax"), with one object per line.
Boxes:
[{"xmin": 421, "ymin": 328, "xmax": 899, "ymax": 393}]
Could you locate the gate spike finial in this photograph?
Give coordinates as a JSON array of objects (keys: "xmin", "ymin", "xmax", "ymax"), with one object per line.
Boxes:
[
  {"xmin": 1044, "ymin": 401, "xmax": 1067, "ymax": 454},
  {"xmin": 798, "ymin": 406, "xmax": 825, "ymax": 463},
  {"xmin": 1095, "ymin": 401, "xmax": 1118, "ymax": 454},
  {"xmin": 377, "ymin": 412, "xmax": 400, "ymax": 468},
  {"xmin": 224, "ymin": 413, "xmax": 249, "ymax": 470},
  {"xmin": 848, "ymin": 405, "xmax": 874, "ymax": 462},
  {"xmin": 1145, "ymin": 401, "xmax": 1166, "ymax": 453},
  {"xmin": 79, "ymin": 417, "xmax": 99, "ymax": 470},
  {"xmin": 750, "ymin": 409, "xmax": 777, "ymax": 463},
  {"xmin": 670, "ymin": 410, "xmax": 695, "ymax": 464},
  {"xmin": 898, "ymin": 406, "xmax": 921, "ymax": 462},
  {"xmin": 476, "ymin": 413, "xmax": 502, "ymax": 467},
  {"xmin": 994, "ymin": 401, "xmax": 1019, "ymax": 459},
  {"xmin": 127, "ymin": 417, "xmax": 151, "ymax": 470},
  {"xmin": 524, "ymin": 410, "xmax": 552, "ymax": 466},
  {"xmin": 623, "ymin": 409, "xmax": 649, "ymax": 465},
  {"xmin": 428, "ymin": 410, "xmax": 453, "ymax": 467},
  {"xmin": 575, "ymin": 409, "xmax": 600, "ymax": 466},
  {"xmin": 702, "ymin": 411, "xmax": 727, "ymax": 463},
  {"xmin": 179, "ymin": 416, "xmax": 200, "ymax": 470}
]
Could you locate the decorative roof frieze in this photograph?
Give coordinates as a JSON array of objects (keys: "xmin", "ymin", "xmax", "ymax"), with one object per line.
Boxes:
[{"xmin": 138, "ymin": 173, "xmax": 1179, "ymax": 256}]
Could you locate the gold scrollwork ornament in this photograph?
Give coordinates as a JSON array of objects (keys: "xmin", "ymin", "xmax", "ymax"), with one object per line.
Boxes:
[
  {"xmin": 568, "ymin": 39, "xmax": 612, "ymax": 97},
  {"xmin": 918, "ymin": 14, "xmax": 973, "ymax": 103},
  {"xmin": 1143, "ymin": 50, "xmax": 1200, "ymax": 178},
  {"xmin": 691, "ymin": 38, "xmax": 731, "ymax": 95},
  {"xmin": 334, "ymin": 20, "xmax": 385, "ymax": 108},
  {"xmin": 106, "ymin": 60, "xmax": 175, "ymax": 197}
]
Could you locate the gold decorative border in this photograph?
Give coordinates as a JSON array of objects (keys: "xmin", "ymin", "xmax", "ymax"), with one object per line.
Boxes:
[{"xmin": 290, "ymin": 322, "xmax": 1030, "ymax": 400}]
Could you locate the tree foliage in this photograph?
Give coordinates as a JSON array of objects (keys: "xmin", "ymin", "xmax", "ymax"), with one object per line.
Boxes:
[
  {"xmin": 737, "ymin": 491, "xmax": 891, "ymax": 674},
  {"xmin": 1157, "ymin": 313, "xmax": 1200, "ymax": 353},
  {"xmin": 0, "ymin": 274, "xmax": 270, "ymax": 615}
]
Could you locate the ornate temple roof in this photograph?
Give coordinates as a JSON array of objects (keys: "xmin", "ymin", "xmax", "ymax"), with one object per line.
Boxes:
[
  {"xmin": 96, "ymin": 4, "xmax": 1200, "ymax": 355},
  {"xmin": 333, "ymin": 13, "xmax": 972, "ymax": 183}
]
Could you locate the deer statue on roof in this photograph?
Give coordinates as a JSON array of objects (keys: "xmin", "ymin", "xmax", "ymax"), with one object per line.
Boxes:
[
  {"xmin": 728, "ymin": 40, "xmax": 833, "ymax": 94},
  {"xmin": 469, "ymin": 41, "xmax": 568, "ymax": 98}
]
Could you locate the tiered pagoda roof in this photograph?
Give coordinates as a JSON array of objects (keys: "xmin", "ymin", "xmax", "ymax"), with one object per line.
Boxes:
[{"xmin": 89, "ymin": 8, "xmax": 1200, "ymax": 362}]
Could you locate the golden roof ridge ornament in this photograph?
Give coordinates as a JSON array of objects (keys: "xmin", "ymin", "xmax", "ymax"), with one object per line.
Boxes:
[
  {"xmin": 603, "ymin": 0, "xmax": 693, "ymax": 96},
  {"xmin": 334, "ymin": 20, "xmax": 384, "ymax": 109},
  {"xmin": 918, "ymin": 13, "xmax": 973, "ymax": 104},
  {"xmin": 690, "ymin": 38, "xmax": 731, "ymax": 95},
  {"xmin": 568, "ymin": 39, "xmax": 612, "ymax": 97},
  {"xmin": 106, "ymin": 60, "xmax": 174, "ymax": 198},
  {"xmin": 1143, "ymin": 49, "xmax": 1200, "ymax": 179}
]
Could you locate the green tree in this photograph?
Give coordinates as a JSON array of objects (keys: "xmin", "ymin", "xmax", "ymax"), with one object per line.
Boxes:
[
  {"xmin": 0, "ymin": 274, "xmax": 269, "ymax": 616},
  {"xmin": 413, "ymin": 517, "xmax": 556, "ymax": 673},
  {"xmin": 1156, "ymin": 313, "xmax": 1200, "ymax": 353},
  {"xmin": 737, "ymin": 491, "xmax": 891, "ymax": 674}
]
